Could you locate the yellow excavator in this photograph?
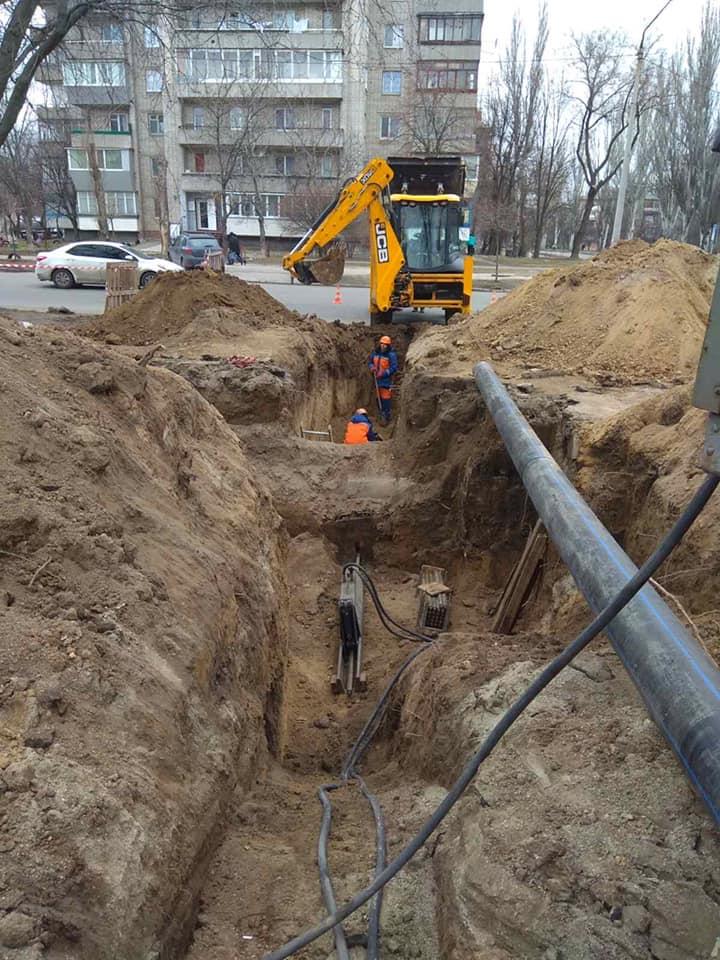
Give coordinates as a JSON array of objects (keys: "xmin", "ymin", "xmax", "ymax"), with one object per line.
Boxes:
[{"xmin": 282, "ymin": 156, "xmax": 473, "ymax": 325}]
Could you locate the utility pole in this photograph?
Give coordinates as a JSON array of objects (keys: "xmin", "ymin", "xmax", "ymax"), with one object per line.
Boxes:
[{"xmin": 611, "ymin": 0, "xmax": 674, "ymax": 246}]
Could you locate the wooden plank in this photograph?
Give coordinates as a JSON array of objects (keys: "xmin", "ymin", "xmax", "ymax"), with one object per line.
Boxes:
[
  {"xmin": 204, "ymin": 251, "xmax": 225, "ymax": 272},
  {"xmin": 104, "ymin": 262, "xmax": 137, "ymax": 312},
  {"xmin": 492, "ymin": 520, "xmax": 547, "ymax": 634}
]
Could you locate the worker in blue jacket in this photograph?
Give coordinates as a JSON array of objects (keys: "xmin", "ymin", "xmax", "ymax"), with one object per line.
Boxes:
[{"xmin": 368, "ymin": 335, "xmax": 398, "ymax": 423}]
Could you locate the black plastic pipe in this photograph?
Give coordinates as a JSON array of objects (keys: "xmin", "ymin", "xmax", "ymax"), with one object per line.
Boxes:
[{"xmin": 474, "ymin": 361, "xmax": 720, "ymax": 825}]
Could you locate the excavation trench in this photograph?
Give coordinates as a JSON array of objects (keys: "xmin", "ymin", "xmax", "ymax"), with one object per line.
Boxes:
[{"xmin": 172, "ymin": 350, "xmax": 720, "ymax": 960}]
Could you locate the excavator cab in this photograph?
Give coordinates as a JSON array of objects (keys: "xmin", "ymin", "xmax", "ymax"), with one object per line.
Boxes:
[{"xmin": 392, "ymin": 197, "xmax": 466, "ymax": 273}]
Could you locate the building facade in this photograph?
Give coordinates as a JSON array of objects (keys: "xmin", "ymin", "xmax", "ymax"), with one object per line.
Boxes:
[{"xmin": 39, "ymin": 1, "xmax": 483, "ymax": 245}]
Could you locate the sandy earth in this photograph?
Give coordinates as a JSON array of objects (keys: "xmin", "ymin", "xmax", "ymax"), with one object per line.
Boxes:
[{"xmin": 1, "ymin": 243, "xmax": 719, "ymax": 959}]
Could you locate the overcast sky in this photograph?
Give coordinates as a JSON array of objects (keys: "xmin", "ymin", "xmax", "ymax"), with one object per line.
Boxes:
[{"xmin": 480, "ymin": 0, "xmax": 711, "ymax": 73}]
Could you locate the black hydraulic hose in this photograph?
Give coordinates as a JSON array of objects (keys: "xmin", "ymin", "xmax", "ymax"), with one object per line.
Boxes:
[
  {"xmin": 317, "ymin": 784, "xmax": 350, "ymax": 960},
  {"xmin": 341, "ymin": 644, "xmax": 432, "ymax": 780},
  {"xmin": 344, "ymin": 563, "xmax": 433, "ymax": 645},
  {"xmin": 263, "ymin": 473, "xmax": 719, "ymax": 960},
  {"xmin": 356, "ymin": 775, "xmax": 386, "ymax": 959},
  {"xmin": 317, "ymin": 568, "xmax": 435, "ymax": 957}
]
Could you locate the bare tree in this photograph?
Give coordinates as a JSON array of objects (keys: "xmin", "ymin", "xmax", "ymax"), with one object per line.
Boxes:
[
  {"xmin": 568, "ymin": 31, "xmax": 637, "ymax": 258},
  {"xmin": 645, "ymin": 4, "xmax": 720, "ymax": 244},
  {"xmin": 530, "ymin": 78, "xmax": 570, "ymax": 256},
  {"xmin": 477, "ymin": 5, "xmax": 549, "ymax": 255},
  {"xmin": 401, "ymin": 89, "xmax": 479, "ymax": 156},
  {"xmin": 0, "ymin": 118, "xmax": 44, "ymax": 241}
]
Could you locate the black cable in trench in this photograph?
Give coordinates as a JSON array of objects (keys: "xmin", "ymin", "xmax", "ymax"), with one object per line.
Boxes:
[
  {"xmin": 315, "ymin": 566, "xmax": 436, "ymax": 956},
  {"xmin": 264, "ymin": 474, "xmax": 719, "ymax": 960}
]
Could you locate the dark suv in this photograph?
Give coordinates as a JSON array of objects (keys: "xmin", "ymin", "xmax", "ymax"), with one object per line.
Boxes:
[{"xmin": 169, "ymin": 233, "xmax": 224, "ymax": 269}]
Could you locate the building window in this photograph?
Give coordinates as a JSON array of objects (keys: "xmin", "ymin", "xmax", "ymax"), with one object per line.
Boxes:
[
  {"xmin": 380, "ymin": 115, "xmax": 401, "ymax": 139},
  {"xmin": 418, "ymin": 61, "xmax": 478, "ymax": 91},
  {"xmin": 62, "ymin": 61, "xmax": 125, "ymax": 86},
  {"xmin": 463, "ymin": 155, "xmax": 480, "ymax": 180},
  {"xmin": 76, "ymin": 191, "xmax": 137, "ymax": 215},
  {"xmin": 274, "ymin": 154, "xmax": 295, "ymax": 176},
  {"xmin": 181, "ymin": 47, "xmax": 341, "ymax": 83},
  {"xmin": 229, "ymin": 107, "xmax": 245, "ymax": 130},
  {"xmin": 275, "ymin": 107, "xmax": 295, "ymax": 130},
  {"xmin": 148, "ymin": 113, "xmax": 164, "ymax": 135},
  {"xmin": 320, "ymin": 155, "xmax": 334, "ymax": 178},
  {"xmin": 322, "ymin": 9, "xmax": 335, "ymax": 29},
  {"xmin": 271, "ymin": 10, "xmax": 296, "ymax": 30},
  {"xmin": 76, "ymin": 192, "xmax": 98, "ymax": 215},
  {"xmin": 418, "ymin": 15, "xmax": 483, "ymax": 43},
  {"xmin": 229, "ymin": 194, "xmax": 283, "ymax": 218},
  {"xmin": 146, "ymin": 70, "xmax": 163, "ymax": 92},
  {"xmin": 144, "ymin": 26, "xmax": 160, "ymax": 47},
  {"xmin": 109, "ymin": 112, "xmax": 129, "ymax": 132},
  {"xmin": 322, "ymin": 108, "xmax": 333, "ymax": 130},
  {"xmin": 382, "ymin": 70, "xmax": 402, "ymax": 95},
  {"xmin": 101, "ymin": 23, "xmax": 123, "ymax": 43},
  {"xmin": 194, "ymin": 152, "xmax": 206, "ymax": 173},
  {"xmin": 106, "ymin": 192, "xmax": 137, "ymax": 216},
  {"xmin": 150, "ymin": 157, "xmax": 162, "ymax": 177},
  {"xmin": 384, "ymin": 25, "xmax": 404, "ymax": 48},
  {"xmin": 192, "ymin": 106, "xmax": 205, "ymax": 129},
  {"xmin": 68, "ymin": 148, "xmax": 126, "ymax": 170}
]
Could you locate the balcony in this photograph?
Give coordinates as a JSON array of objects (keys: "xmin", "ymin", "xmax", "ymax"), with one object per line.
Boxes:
[
  {"xmin": 177, "ymin": 79, "xmax": 342, "ymax": 101},
  {"xmin": 70, "ymin": 129, "xmax": 133, "ymax": 150},
  {"xmin": 177, "ymin": 124, "xmax": 344, "ymax": 149}
]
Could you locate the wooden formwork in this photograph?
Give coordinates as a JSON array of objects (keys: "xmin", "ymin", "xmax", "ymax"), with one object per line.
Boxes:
[
  {"xmin": 104, "ymin": 262, "xmax": 137, "ymax": 311},
  {"xmin": 204, "ymin": 251, "xmax": 225, "ymax": 273}
]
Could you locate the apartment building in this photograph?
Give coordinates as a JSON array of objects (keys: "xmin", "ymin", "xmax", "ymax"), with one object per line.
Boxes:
[{"xmin": 38, "ymin": 1, "xmax": 483, "ymax": 244}]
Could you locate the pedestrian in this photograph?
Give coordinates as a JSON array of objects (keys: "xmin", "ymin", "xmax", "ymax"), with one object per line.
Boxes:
[
  {"xmin": 368, "ymin": 334, "xmax": 398, "ymax": 424},
  {"xmin": 344, "ymin": 408, "xmax": 381, "ymax": 444}
]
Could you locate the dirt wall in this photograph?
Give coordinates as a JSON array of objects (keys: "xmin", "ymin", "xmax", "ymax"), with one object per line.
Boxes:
[{"xmin": 0, "ymin": 318, "xmax": 287, "ymax": 958}]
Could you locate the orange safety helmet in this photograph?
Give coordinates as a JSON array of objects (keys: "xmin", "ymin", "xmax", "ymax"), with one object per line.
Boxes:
[{"xmin": 379, "ymin": 335, "xmax": 392, "ymax": 345}]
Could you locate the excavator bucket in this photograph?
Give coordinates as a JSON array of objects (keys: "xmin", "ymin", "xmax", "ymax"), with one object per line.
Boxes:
[{"xmin": 296, "ymin": 241, "xmax": 346, "ymax": 285}]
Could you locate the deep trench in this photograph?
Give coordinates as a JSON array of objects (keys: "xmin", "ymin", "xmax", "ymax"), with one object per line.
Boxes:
[
  {"xmin": 166, "ymin": 355, "xmax": 561, "ymax": 960},
  {"xmin": 171, "ymin": 355, "xmax": 720, "ymax": 960}
]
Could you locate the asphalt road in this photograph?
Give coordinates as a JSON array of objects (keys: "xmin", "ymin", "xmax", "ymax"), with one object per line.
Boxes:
[{"xmin": 0, "ymin": 272, "xmax": 495, "ymax": 324}]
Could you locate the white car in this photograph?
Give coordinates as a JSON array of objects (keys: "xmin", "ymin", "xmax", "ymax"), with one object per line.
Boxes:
[{"xmin": 35, "ymin": 241, "xmax": 183, "ymax": 290}]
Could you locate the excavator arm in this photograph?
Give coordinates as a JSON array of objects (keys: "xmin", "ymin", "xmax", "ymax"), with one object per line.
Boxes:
[{"xmin": 282, "ymin": 157, "xmax": 410, "ymax": 313}]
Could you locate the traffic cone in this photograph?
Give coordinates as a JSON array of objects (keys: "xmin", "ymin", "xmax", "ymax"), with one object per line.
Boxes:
[{"xmin": 333, "ymin": 285, "xmax": 343, "ymax": 305}]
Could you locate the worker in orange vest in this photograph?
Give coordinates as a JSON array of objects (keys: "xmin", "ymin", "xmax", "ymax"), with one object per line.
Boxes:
[
  {"xmin": 368, "ymin": 335, "xmax": 398, "ymax": 424},
  {"xmin": 344, "ymin": 408, "xmax": 381, "ymax": 444}
]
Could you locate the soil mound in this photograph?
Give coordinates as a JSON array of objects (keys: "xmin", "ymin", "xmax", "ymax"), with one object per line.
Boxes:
[
  {"xmin": 0, "ymin": 316, "xmax": 286, "ymax": 956},
  {"xmin": 84, "ymin": 270, "xmax": 301, "ymax": 345},
  {"xmin": 414, "ymin": 239, "xmax": 716, "ymax": 384}
]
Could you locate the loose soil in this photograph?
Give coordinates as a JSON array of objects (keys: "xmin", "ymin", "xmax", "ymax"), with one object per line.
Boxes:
[
  {"xmin": 410, "ymin": 239, "xmax": 716, "ymax": 385},
  {"xmin": 2, "ymin": 239, "xmax": 720, "ymax": 960}
]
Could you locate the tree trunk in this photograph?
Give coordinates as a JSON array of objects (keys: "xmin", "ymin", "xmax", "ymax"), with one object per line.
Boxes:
[
  {"xmin": 570, "ymin": 190, "xmax": 596, "ymax": 258},
  {"xmin": 88, "ymin": 142, "xmax": 109, "ymax": 239}
]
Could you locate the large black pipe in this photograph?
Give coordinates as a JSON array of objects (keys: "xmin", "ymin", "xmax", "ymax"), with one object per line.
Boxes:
[{"xmin": 474, "ymin": 361, "xmax": 720, "ymax": 825}]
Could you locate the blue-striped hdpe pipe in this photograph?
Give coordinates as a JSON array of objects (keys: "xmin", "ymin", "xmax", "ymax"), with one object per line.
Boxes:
[{"xmin": 474, "ymin": 361, "xmax": 720, "ymax": 826}]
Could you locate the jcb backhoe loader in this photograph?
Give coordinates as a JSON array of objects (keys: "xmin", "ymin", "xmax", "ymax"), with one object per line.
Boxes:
[{"xmin": 282, "ymin": 156, "xmax": 473, "ymax": 325}]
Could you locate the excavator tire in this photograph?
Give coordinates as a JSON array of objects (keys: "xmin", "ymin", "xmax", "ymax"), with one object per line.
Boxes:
[{"xmin": 370, "ymin": 310, "xmax": 393, "ymax": 325}]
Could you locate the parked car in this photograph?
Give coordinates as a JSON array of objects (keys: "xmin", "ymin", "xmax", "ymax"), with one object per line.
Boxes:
[
  {"xmin": 35, "ymin": 242, "xmax": 183, "ymax": 289},
  {"xmin": 169, "ymin": 233, "xmax": 224, "ymax": 269}
]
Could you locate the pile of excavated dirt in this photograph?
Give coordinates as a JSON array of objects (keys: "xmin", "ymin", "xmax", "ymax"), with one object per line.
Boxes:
[
  {"xmin": 576, "ymin": 385, "xmax": 720, "ymax": 665},
  {"xmin": 78, "ymin": 271, "xmax": 412, "ymax": 432},
  {"xmin": 410, "ymin": 239, "xmax": 716, "ymax": 384},
  {"xmin": 83, "ymin": 270, "xmax": 300, "ymax": 345},
  {"xmin": 0, "ymin": 316, "xmax": 287, "ymax": 958}
]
